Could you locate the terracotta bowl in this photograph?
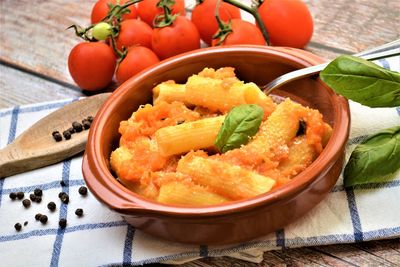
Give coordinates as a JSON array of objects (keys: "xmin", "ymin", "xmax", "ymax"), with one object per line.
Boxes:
[{"xmin": 82, "ymin": 46, "xmax": 350, "ymax": 245}]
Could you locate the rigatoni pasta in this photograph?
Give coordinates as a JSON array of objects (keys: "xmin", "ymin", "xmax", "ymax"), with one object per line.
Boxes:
[{"xmin": 110, "ymin": 67, "xmax": 332, "ymax": 206}]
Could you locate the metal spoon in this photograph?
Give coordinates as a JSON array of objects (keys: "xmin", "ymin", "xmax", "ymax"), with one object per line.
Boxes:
[{"xmin": 263, "ymin": 39, "xmax": 400, "ymax": 95}]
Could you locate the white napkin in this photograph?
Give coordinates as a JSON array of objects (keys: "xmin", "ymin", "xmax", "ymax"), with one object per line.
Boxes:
[{"xmin": 0, "ymin": 57, "xmax": 399, "ymax": 266}]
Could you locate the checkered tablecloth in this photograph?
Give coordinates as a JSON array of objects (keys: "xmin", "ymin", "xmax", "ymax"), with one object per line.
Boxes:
[{"xmin": 0, "ymin": 56, "xmax": 399, "ymax": 266}]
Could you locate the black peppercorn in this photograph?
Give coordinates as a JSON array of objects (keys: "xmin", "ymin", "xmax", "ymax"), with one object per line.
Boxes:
[
  {"xmin": 39, "ymin": 215, "xmax": 48, "ymax": 224},
  {"xmin": 16, "ymin": 192, "xmax": 24, "ymax": 200},
  {"xmin": 58, "ymin": 192, "xmax": 66, "ymax": 198},
  {"xmin": 9, "ymin": 192, "xmax": 17, "ymax": 200},
  {"xmin": 35, "ymin": 213, "xmax": 42, "ymax": 221},
  {"xmin": 24, "ymin": 221, "xmax": 28, "ymax": 226},
  {"xmin": 82, "ymin": 120, "xmax": 91, "ymax": 130},
  {"xmin": 47, "ymin": 201, "xmax": 56, "ymax": 211},
  {"xmin": 35, "ymin": 196, "xmax": 42, "ymax": 203},
  {"xmin": 75, "ymin": 208, "xmax": 83, "ymax": 217},
  {"xmin": 67, "ymin": 127, "xmax": 75, "ymax": 134},
  {"xmin": 22, "ymin": 199, "xmax": 31, "ymax": 208},
  {"xmin": 59, "ymin": 219, "xmax": 67, "ymax": 229},
  {"xmin": 60, "ymin": 180, "xmax": 66, "ymax": 186},
  {"xmin": 87, "ymin": 116, "xmax": 94, "ymax": 122},
  {"xmin": 72, "ymin": 121, "xmax": 83, "ymax": 132},
  {"xmin": 52, "ymin": 131, "xmax": 62, "ymax": 142},
  {"xmin": 60, "ymin": 194, "xmax": 69, "ymax": 204},
  {"xmin": 63, "ymin": 130, "xmax": 71, "ymax": 140},
  {"xmin": 34, "ymin": 188, "xmax": 42, "ymax": 197},
  {"xmin": 14, "ymin": 223, "xmax": 22, "ymax": 231},
  {"xmin": 78, "ymin": 186, "xmax": 88, "ymax": 196},
  {"xmin": 29, "ymin": 193, "xmax": 37, "ymax": 202}
]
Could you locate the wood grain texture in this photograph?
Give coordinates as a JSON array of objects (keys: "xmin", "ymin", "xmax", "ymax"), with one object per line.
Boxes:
[{"xmin": 0, "ymin": 65, "xmax": 83, "ymax": 109}]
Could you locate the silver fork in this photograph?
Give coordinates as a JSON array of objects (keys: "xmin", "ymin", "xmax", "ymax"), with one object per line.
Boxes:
[{"xmin": 262, "ymin": 39, "xmax": 400, "ymax": 95}]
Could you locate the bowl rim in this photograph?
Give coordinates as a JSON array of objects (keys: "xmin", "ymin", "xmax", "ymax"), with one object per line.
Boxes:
[{"xmin": 83, "ymin": 45, "xmax": 350, "ymax": 217}]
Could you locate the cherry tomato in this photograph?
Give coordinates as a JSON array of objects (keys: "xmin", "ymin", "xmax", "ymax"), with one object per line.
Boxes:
[
  {"xmin": 258, "ymin": 0, "xmax": 313, "ymax": 48},
  {"xmin": 91, "ymin": 0, "xmax": 138, "ymax": 24},
  {"xmin": 115, "ymin": 19, "xmax": 153, "ymax": 50},
  {"xmin": 191, "ymin": 0, "xmax": 241, "ymax": 46},
  {"xmin": 116, "ymin": 46, "xmax": 160, "ymax": 84},
  {"xmin": 137, "ymin": 0, "xmax": 186, "ymax": 26},
  {"xmin": 92, "ymin": 22, "xmax": 112, "ymax": 40},
  {"xmin": 211, "ymin": 19, "xmax": 265, "ymax": 46},
  {"xmin": 68, "ymin": 42, "xmax": 116, "ymax": 91},
  {"xmin": 152, "ymin": 16, "xmax": 200, "ymax": 60}
]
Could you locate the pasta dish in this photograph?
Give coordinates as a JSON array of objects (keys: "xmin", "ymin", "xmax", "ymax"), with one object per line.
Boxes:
[{"xmin": 110, "ymin": 67, "xmax": 332, "ymax": 206}]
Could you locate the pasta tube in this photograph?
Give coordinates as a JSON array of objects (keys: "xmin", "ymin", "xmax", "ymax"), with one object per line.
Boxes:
[
  {"xmin": 153, "ymin": 82, "xmax": 186, "ymax": 105},
  {"xmin": 157, "ymin": 182, "xmax": 229, "ymax": 205},
  {"xmin": 155, "ymin": 116, "xmax": 225, "ymax": 157},
  {"xmin": 177, "ymin": 156, "xmax": 276, "ymax": 200}
]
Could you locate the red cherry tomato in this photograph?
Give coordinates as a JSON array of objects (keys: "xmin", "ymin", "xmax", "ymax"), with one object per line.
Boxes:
[
  {"xmin": 91, "ymin": 0, "xmax": 138, "ymax": 24},
  {"xmin": 152, "ymin": 16, "xmax": 200, "ymax": 60},
  {"xmin": 258, "ymin": 0, "xmax": 313, "ymax": 48},
  {"xmin": 115, "ymin": 19, "xmax": 153, "ymax": 50},
  {"xmin": 68, "ymin": 42, "xmax": 116, "ymax": 91},
  {"xmin": 137, "ymin": 0, "xmax": 186, "ymax": 26},
  {"xmin": 116, "ymin": 46, "xmax": 160, "ymax": 84},
  {"xmin": 212, "ymin": 19, "xmax": 265, "ymax": 46},
  {"xmin": 191, "ymin": 0, "xmax": 241, "ymax": 46}
]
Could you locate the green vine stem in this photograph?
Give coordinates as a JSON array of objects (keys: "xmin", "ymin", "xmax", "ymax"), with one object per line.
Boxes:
[
  {"xmin": 212, "ymin": 0, "xmax": 233, "ymax": 45},
  {"xmin": 222, "ymin": 0, "xmax": 270, "ymax": 45},
  {"xmin": 154, "ymin": 0, "xmax": 178, "ymax": 28}
]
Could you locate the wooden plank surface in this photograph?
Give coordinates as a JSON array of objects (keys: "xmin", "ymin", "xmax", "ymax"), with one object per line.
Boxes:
[{"xmin": 1, "ymin": 0, "xmax": 399, "ymax": 266}]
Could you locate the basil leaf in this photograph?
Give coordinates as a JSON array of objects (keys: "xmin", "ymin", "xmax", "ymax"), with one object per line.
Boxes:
[
  {"xmin": 344, "ymin": 126, "xmax": 400, "ymax": 187},
  {"xmin": 320, "ymin": 55, "xmax": 400, "ymax": 107},
  {"xmin": 215, "ymin": 104, "xmax": 264, "ymax": 153}
]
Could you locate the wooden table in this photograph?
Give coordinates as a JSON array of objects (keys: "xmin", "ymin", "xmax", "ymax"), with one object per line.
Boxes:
[{"xmin": 1, "ymin": 0, "xmax": 399, "ymax": 266}]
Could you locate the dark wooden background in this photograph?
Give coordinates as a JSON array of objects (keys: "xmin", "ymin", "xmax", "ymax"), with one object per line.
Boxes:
[{"xmin": 1, "ymin": 0, "xmax": 399, "ymax": 265}]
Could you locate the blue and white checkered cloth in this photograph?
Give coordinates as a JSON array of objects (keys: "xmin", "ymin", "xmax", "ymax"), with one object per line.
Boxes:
[{"xmin": 1, "ymin": 56, "xmax": 399, "ymax": 266}]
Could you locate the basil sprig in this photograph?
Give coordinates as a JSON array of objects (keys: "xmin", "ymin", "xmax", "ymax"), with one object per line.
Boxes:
[
  {"xmin": 215, "ymin": 104, "xmax": 264, "ymax": 153},
  {"xmin": 320, "ymin": 55, "xmax": 400, "ymax": 107},
  {"xmin": 344, "ymin": 126, "xmax": 400, "ymax": 187}
]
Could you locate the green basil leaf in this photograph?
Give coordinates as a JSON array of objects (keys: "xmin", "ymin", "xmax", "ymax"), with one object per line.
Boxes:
[
  {"xmin": 320, "ymin": 55, "xmax": 400, "ymax": 107},
  {"xmin": 344, "ymin": 126, "xmax": 400, "ymax": 187},
  {"xmin": 215, "ymin": 104, "xmax": 264, "ymax": 153}
]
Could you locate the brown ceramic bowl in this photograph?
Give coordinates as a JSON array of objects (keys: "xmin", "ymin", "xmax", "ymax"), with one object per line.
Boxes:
[{"xmin": 82, "ymin": 46, "xmax": 350, "ymax": 245}]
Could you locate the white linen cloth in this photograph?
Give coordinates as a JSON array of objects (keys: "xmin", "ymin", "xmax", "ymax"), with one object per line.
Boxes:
[{"xmin": 0, "ymin": 57, "xmax": 399, "ymax": 266}]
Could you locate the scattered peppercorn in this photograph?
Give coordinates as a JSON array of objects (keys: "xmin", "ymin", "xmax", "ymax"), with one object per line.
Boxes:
[
  {"xmin": 67, "ymin": 127, "xmax": 75, "ymax": 134},
  {"xmin": 14, "ymin": 223, "xmax": 22, "ymax": 231},
  {"xmin": 78, "ymin": 186, "xmax": 88, "ymax": 196},
  {"xmin": 59, "ymin": 219, "xmax": 67, "ymax": 229},
  {"xmin": 35, "ymin": 213, "xmax": 42, "ymax": 221},
  {"xmin": 75, "ymin": 208, "xmax": 83, "ymax": 217},
  {"xmin": 72, "ymin": 121, "xmax": 83, "ymax": 132},
  {"xmin": 9, "ymin": 192, "xmax": 17, "ymax": 200},
  {"xmin": 52, "ymin": 131, "xmax": 62, "ymax": 142},
  {"xmin": 22, "ymin": 199, "xmax": 31, "ymax": 208},
  {"xmin": 60, "ymin": 180, "xmax": 66, "ymax": 186},
  {"xmin": 47, "ymin": 201, "xmax": 56, "ymax": 211},
  {"xmin": 60, "ymin": 194, "xmax": 69, "ymax": 204},
  {"xmin": 34, "ymin": 188, "xmax": 42, "ymax": 197},
  {"xmin": 39, "ymin": 215, "xmax": 48, "ymax": 224},
  {"xmin": 87, "ymin": 116, "xmax": 94, "ymax": 122},
  {"xmin": 24, "ymin": 221, "xmax": 28, "ymax": 226},
  {"xmin": 35, "ymin": 196, "xmax": 42, "ymax": 203},
  {"xmin": 29, "ymin": 193, "xmax": 37, "ymax": 202},
  {"xmin": 16, "ymin": 192, "xmax": 24, "ymax": 200},
  {"xmin": 63, "ymin": 130, "xmax": 71, "ymax": 140},
  {"xmin": 82, "ymin": 120, "xmax": 91, "ymax": 130},
  {"xmin": 58, "ymin": 192, "xmax": 66, "ymax": 198}
]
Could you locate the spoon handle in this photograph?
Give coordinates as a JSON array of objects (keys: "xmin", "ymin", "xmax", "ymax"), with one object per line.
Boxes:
[{"xmin": 263, "ymin": 39, "xmax": 400, "ymax": 94}]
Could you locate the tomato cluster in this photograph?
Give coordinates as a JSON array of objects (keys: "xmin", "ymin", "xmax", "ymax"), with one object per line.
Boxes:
[{"xmin": 68, "ymin": 0, "xmax": 313, "ymax": 91}]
